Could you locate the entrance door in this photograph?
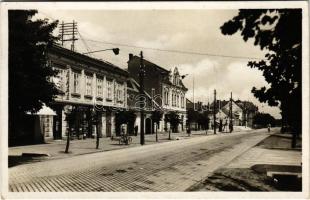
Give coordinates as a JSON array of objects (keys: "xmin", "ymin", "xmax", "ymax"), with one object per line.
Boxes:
[
  {"xmin": 53, "ymin": 108, "xmax": 62, "ymax": 140},
  {"xmin": 145, "ymin": 118, "xmax": 152, "ymax": 134},
  {"xmin": 106, "ymin": 112, "xmax": 112, "ymax": 137}
]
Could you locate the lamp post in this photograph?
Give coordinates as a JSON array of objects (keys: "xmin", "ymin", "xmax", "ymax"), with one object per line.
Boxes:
[
  {"xmin": 139, "ymin": 51, "xmax": 145, "ymax": 145},
  {"xmin": 83, "ymin": 48, "xmax": 120, "ymax": 55},
  {"xmin": 213, "ymin": 89, "xmax": 216, "ymax": 134}
]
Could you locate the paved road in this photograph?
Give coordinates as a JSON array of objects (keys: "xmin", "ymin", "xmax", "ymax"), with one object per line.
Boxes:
[{"xmin": 9, "ymin": 129, "xmax": 272, "ymax": 192}]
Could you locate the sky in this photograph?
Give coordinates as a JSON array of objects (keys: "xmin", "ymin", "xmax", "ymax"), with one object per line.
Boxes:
[{"xmin": 37, "ymin": 9, "xmax": 281, "ymax": 119}]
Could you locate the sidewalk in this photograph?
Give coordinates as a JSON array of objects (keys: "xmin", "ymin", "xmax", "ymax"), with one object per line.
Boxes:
[
  {"xmin": 9, "ymin": 130, "xmax": 214, "ymax": 166},
  {"xmin": 188, "ymin": 130, "xmax": 302, "ymax": 191},
  {"xmin": 9, "ymin": 129, "xmax": 269, "ymax": 192}
]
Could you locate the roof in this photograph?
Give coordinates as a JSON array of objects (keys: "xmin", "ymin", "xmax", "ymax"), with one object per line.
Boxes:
[
  {"xmin": 27, "ymin": 105, "xmax": 56, "ymax": 116},
  {"xmin": 49, "ymin": 44, "xmax": 129, "ymax": 77},
  {"xmin": 235, "ymin": 100, "xmax": 258, "ymax": 111},
  {"xmin": 132, "ymin": 55, "xmax": 170, "ymax": 73},
  {"xmin": 129, "ymin": 55, "xmax": 187, "ymax": 91}
]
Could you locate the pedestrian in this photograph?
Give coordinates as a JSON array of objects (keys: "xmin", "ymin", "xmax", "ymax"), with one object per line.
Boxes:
[
  {"xmin": 267, "ymin": 123, "xmax": 271, "ymax": 133},
  {"xmin": 229, "ymin": 121, "xmax": 233, "ymax": 133},
  {"xmin": 134, "ymin": 125, "xmax": 138, "ymax": 136},
  {"xmin": 219, "ymin": 119, "xmax": 223, "ymax": 132},
  {"xmin": 121, "ymin": 125, "xmax": 126, "ymax": 136}
]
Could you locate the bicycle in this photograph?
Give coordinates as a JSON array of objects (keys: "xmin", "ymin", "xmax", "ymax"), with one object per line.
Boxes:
[{"xmin": 119, "ymin": 134, "xmax": 132, "ymax": 145}]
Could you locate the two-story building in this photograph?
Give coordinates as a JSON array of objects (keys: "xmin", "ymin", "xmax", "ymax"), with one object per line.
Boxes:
[
  {"xmin": 48, "ymin": 45, "xmax": 128, "ymax": 140},
  {"xmin": 127, "ymin": 54, "xmax": 188, "ymax": 134},
  {"xmin": 209, "ymin": 99, "xmax": 258, "ymax": 128}
]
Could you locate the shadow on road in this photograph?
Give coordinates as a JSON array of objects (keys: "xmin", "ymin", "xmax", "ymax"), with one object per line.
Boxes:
[{"xmin": 9, "ymin": 155, "xmax": 46, "ymax": 168}]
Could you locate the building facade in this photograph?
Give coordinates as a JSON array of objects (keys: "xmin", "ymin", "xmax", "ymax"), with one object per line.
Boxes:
[
  {"xmin": 209, "ymin": 99, "xmax": 258, "ymax": 128},
  {"xmin": 127, "ymin": 54, "xmax": 188, "ymax": 134},
  {"xmin": 48, "ymin": 45, "xmax": 128, "ymax": 140}
]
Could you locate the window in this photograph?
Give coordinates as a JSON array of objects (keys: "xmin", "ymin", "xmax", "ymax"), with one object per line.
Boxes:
[
  {"xmin": 165, "ymin": 91, "xmax": 168, "ymax": 105},
  {"xmin": 107, "ymin": 80, "xmax": 113, "ymax": 100},
  {"xmin": 85, "ymin": 74, "xmax": 93, "ymax": 96},
  {"xmin": 163, "ymin": 89, "xmax": 167, "ymax": 105},
  {"xmin": 55, "ymin": 68, "xmax": 66, "ymax": 93},
  {"xmin": 96, "ymin": 77, "xmax": 103, "ymax": 97},
  {"xmin": 72, "ymin": 71, "xmax": 81, "ymax": 94},
  {"xmin": 116, "ymin": 83, "xmax": 123, "ymax": 102}
]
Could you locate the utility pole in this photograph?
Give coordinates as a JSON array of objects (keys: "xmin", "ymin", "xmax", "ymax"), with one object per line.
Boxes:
[
  {"xmin": 213, "ymin": 89, "xmax": 216, "ymax": 134},
  {"xmin": 193, "ymin": 75, "xmax": 195, "ymax": 110},
  {"xmin": 139, "ymin": 51, "xmax": 145, "ymax": 145},
  {"xmin": 60, "ymin": 21, "xmax": 64, "ymax": 46},
  {"xmin": 230, "ymin": 92, "xmax": 233, "ymax": 121},
  {"xmin": 71, "ymin": 20, "xmax": 76, "ymax": 51},
  {"xmin": 229, "ymin": 92, "xmax": 233, "ymax": 133},
  {"xmin": 58, "ymin": 20, "xmax": 78, "ymax": 51}
]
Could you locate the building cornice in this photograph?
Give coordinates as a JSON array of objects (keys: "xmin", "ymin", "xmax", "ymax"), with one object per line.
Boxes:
[{"xmin": 49, "ymin": 44, "xmax": 129, "ymax": 77}]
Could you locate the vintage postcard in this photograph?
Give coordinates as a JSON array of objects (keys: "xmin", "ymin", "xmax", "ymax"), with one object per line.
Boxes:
[{"xmin": 0, "ymin": 1, "xmax": 309, "ymax": 199}]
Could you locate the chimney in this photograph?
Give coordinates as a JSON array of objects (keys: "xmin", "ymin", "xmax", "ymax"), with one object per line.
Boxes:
[{"xmin": 129, "ymin": 53, "xmax": 133, "ymax": 61}]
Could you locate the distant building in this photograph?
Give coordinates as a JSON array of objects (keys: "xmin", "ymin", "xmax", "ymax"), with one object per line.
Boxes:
[
  {"xmin": 127, "ymin": 54, "xmax": 188, "ymax": 133},
  {"xmin": 209, "ymin": 99, "xmax": 258, "ymax": 128},
  {"xmin": 47, "ymin": 45, "xmax": 128, "ymax": 140},
  {"xmin": 235, "ymin": 100, "xmax": 259, "ymax": 127},
  {"xmin": 186, "ymin": 99, "xmax": 210, "ymax": 131}
]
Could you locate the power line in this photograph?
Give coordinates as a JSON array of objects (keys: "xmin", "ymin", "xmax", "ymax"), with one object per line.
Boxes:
[
  {"xmin": 83, "ymin": 38, "xmax": 266, "ymax": 60},
  {"xmin": 38, "ymin": 12, "xmax": 265, "ymax": 61},
  {"xmin": 78, "ymin": 30, "xmax": 92, "ymax": 54}
]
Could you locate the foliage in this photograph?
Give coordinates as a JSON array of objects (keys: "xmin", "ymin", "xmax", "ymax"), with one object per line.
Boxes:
[
  {"xmin": 164, "ymin": 111, "xmax": 180, "ymax": 132},
  {"xmin": 65, "ymin": 107, "xmax": 77, "ymax": 127},
  {"xmin": 221, "ymin": 9, "xmax": 301, "ymax": 134},
  {"xmin": 151, "ymin": 110, "xmax": 163, "ymax": 126},
  {"xmin": 187, "ymin": 109, "xmax": 209, "ymax": 130},
  {"xmin": 115, "ymin": 110, "xmax": 137, "ymax": 135},
  {"xmin": 197, "ymin": 111, "xmax": 210, "ymax": 130},
  {"xmin": 9, "ymin": 10, "xmax": 59, "ymax": 141},
  {"xmin": 253, "ymin": 112, "xmax": 276, "ymax": 127},
  {"xmin": 187, "ymin": 108, "xmax": 199, "ymax": 123}
]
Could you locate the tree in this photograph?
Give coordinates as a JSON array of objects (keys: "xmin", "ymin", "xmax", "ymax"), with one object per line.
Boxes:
[
  {"xmin": 197, "ymin": 111, "xmax": 210, "ymax": 131},
  {"xmin": 164, "ymin": 111, "xmax": 180, "ymax": 133},
  {"xmin": 187, "ymin": 108, "xmax": 199, "ymax": 131},
  {"xmin": 115, "ymin": 110, "xmax": 137, "ymax": 136},
  {"xmin": 91, "ymin": 110, "xmax": 101, "ymax": 149},
  {"xmin": 151, "ymin": 110, "xmax": 163, "ymax": 142},
  {"xmin": 64, "ymin": 107, "xmax": 76, "ymax": 153},
  {"xmin": 253, "ymin": 112, "xmax": 276, "ymax": 128},
  {"xmin": 9, "ymin": 10, "xmax": 59, "ymax": 144},
  {"xmin": 221, "ymin": 9, "xmax": 301, "ymax": 147}
]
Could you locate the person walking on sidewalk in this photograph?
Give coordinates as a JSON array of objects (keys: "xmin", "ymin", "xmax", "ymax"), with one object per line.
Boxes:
[
  {"xmin": 267, "ymin": 123, "xmax": 271, "ymax": 133},
  {"xmin": 134, "ymin": 125, "xmax": 138, "ymax": 136}
]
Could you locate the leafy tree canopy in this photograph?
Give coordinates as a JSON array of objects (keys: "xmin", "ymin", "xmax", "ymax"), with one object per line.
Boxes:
[
  {"xmin": 164, "ymin": 111, "xmax": 180, "ymax": 131},
  {"xmin": 221, "ymin": 9, "xmax": 301, "ymax": 132},
  {"xmin": 151, "ymin": 110, "xmax": 163, "ymax": 125},
  {"xmin": 9, "ymin": 10, "xmax": 59, "ymax": 115},
  {"xmin": 253, "ymin": 112, "xmax": 276, "ymax": 127}
]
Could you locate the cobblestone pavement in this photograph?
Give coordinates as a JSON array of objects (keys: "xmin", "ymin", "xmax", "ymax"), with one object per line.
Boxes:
[{"xmin": 9, "ymin": 129, "xmax": 271, "ymax": 192}]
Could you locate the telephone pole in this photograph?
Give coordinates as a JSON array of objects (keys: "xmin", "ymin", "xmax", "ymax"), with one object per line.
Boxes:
[
  {"xmin": 58, "ymin": 21, "xmax": 78, "ymax": 51},
  {"xmin": 230, "ymin": 92, "xmax": 233, "ymax": 121},
  {"xmin": 213, "ymin": 89, "xmax": 216, "ymax": 134},
  {"xmin": 193, "ymin": 75, "xmax": 195, "ymax": 110},
  {"xmin": 139, "ymin": 51, "xmax": 145, "ymax": 145},
  {"xmin": 229, "ymin": 92, "xmax": 233, "ymax": 133}
]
